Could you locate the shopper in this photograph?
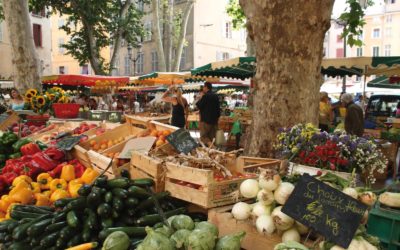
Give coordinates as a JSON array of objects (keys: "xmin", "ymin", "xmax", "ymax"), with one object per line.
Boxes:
[
  {"xmin": 9, "ymin": 89, "xmax": 24, "ymax": 111},
  {"xmin": 196, "ymin": 82, "xmax": 220, "ymax": 145},
  {"xmin": 88, "ymin": 98, "xmax": 97, "ymax": 110},
  {"xmin": 162, "ymin": 86, "xmax": 188, "ymax": 128},
  {"xmin": 116, "ymin": 99, "xmax": 125, "ymax": 112},
  {"xmin": 319, "ymin": 92, "xmax": 332, "ymax": 132},
  {"xmin": 396, "ymin": 102, "xmax": 400, "ymax": 118},
  {"xmin": 341, "ymin": 93, "xmax": 364, "ymax": 137}
]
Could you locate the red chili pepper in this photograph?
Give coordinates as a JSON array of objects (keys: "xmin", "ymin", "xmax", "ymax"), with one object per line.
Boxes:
[
  {"xmin": 31, "ymin": 152, "xmax": 58, "ymax": 171},
  {"xmin": 44, "ymin": 147, "xmax": 65, "ymax": 161},
  {"xmin": 48, "ymin": 162, "xmax": 67, "ymax": 178},
  {"xmin": 20, "ymin": 143, "xmax": 41, "ymax": 156},
  {"xmin": 74, "ymin": 163, "xmax": 85, "ymax": 178}
]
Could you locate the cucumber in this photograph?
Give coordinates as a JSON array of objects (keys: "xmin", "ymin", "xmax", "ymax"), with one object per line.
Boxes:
[
  {"xmin": 51, "ymin": 211, "xmax": 66, "ymax": 223},
  {"xmin": 97, "ymin": 203, "xmax": 112, "ymax": 218},
  {"xmin": 120, "ymin": 169, "xmax": 131, "ymax": 179},
  {"xmin": 104, "ymin": 191, "xmax": 113, "ymax": 203},
  {"xmin": 64, "ymin": 197, "xmax": 87, "ymax": 211},
  {"xmin": 10, "ymin": 210, "xmax": 45, "ymax": 220},
  {"xmin": 39, "ymin": 231, "xmax": 59, "ymax": 248},
  {"xmin": 135, "ymin": 207, "xmax": 186, "ymax": 226},
  {"xmin": 7, "ymin": 221, "xmax": 19, "ymax": 233},
  {"xmin": 66, "ymin": 211, "xmax": 79, "ymax": 228},
  {"xmin": 87, "ymin": 190, "xmax": 103, "ymax": 207},
  {"xmin": 0, "ymin": 219, "xmax": 16, "ymax": 232},
  {"xmin": 107, "ymin": 178, "xmax": 131, "ymax": 189},
  {"xmin": 98, "ymin": 227, "xmax": 146, "ymax": 241},
  {"xmin": 82, "ymin": 221, "xmax": 91, "ymax": 242},
  {"xmin": 125, "ymin": 197, "xmax": 139, "ymax": 208},
  {"xmin": 131, "ymin": 178, "xmax": 155, "ymax": 188},
  {"xmin": 101, "ymin": 218, "xmax": 114, "ymax": 229},
  {"xmin": 127, "ymin": 185, "xmax": 151, "ymax": 199},
  {"xmin": 55, "ymin": 237, "xmax": 67, "ymax": 249},
  {"xmin": 13, "ymin": 205, "xmax": 53, "ymax": 214},
  {"xmin": 66, "ymin": 234, "xmax": 82, "ymax": 247},
  {"xmin": 84, "ymin": 208, "xmax": 98, "ymax": 229},
  {"xmin": 59, "ymin": 226, "xmax": 75, "ymax": 240},
  {"xmin": 93, "ymin": 175, "xmax": 108, "ymax": 187},
  {"xmin": 8, "ymin": 242, "xmax": 31, "ymax": 250},
  {"xmin": 112, "ymin": 197, "xmax": 124, "ymax": 212},
  {"xmin": 27, "ymin": 218, "xmax": 52, "ymax": 237},
  {"xmin": 53, "ymin": 198, "xmax": 76, "ymax": 208},
  {"xmin": 13, "ymin": 214, "xmax": 51, "ymax": 240},
  {"xmin": 112, "ymin": 188, "xmax": 128, "ymax": 199},
  {"xmin": 18, "ymin": 218, "xmax": 34, "ymax": 225},
  {"xmin": 134, "ymin": 191, "xmax": 170, "ymax": 212},
  {"xmin": 30, "ymin": 237, "xmax": 40, "ymax": 247},
  {"xmin": 77, "ymin": 184, "xmax": 92, "ymax": 196},
  {"xmin": 45, "ymin": 221, "xmax": 67, "ymax": 233}
]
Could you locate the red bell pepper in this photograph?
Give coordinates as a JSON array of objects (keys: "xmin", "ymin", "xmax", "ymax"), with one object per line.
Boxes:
[
  {"xmin": 74, "ymin": 163, "xmax": 85, "ymax": 178},
  {"xmin": 48, "ymin": 162, "xmax": 67, "ymax": 178},
  {"xmin": 44, "ymin": 147, "xmax": 65, "ymax": 161},
  {"xmin": 0, "ymin": 175, "xmax": 7, "ymax": 193},
  {"xmin": 20, "ymin": 143, "xmax": 41, "ymax": 156},
  {"xmin": 31, "ymin": 152, "xmax": 57, "ymax": 171},
  {"xmin": 2, "ymin": 172, "xmax": 17, "ymax": 185},
  {"xmin": 19, "ymin": 163, "xmax": 43, "ymax": 178}
]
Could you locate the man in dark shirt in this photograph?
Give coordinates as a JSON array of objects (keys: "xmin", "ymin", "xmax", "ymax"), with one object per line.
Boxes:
[
  {"xmin": 341, "ymin": 93, "xmax": 364, "ymax": 137},
  {"xmin": 196, "ymin": 82, "xmax": 220, "ymax": 145}
]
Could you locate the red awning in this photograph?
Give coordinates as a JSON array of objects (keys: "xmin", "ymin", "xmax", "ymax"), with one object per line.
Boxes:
[{"xmin": 42, "ymin": 75, "xmax": 129, "ymax": 86}]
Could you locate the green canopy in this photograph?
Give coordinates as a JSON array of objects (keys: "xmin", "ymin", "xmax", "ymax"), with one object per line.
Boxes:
[
  {"xmin": 367, "ymin": 76, "xmax": 400, "ymax": 89},
  {"xmin": 191, "ymin": 57, "xmax": 256, "ymax": 80}
]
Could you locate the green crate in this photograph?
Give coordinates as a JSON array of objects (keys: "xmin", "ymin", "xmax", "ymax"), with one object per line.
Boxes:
[
  {"xmin": 367, "ymin": 203, "xmax": 400, "ymax": 250},
  {"xmin": 89, "ymin": 111, "xmax": 107, "ymax": 121},
  {"xmin": 106, "ymin": 111, "xmax": 122, "ymax": 123}
]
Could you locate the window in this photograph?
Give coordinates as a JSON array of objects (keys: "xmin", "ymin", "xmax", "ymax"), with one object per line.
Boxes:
[
  {"xmin": 137, "ymin": 1, "xmax": 144, "ymax": 11},
  {"xmin": 124, "ymin": 56, "xmax": 131, "ymax": 75},
  {"xmin": 224, "ymin": 22, "xmax": 232, "ymax": 39},
  {"xmin": 81, "ymin": 64, "xmax": 89, "ymax": 75},
  {"xmin": 372, "ymin": 28, "xmax": 380, "ymax": 38},
  {"xmin": 385, "ymin": 44, "xmax": 391, "ymax": 56},
  {"xmin": 385, "ymin": 27, "xmax": 392, "ymax": 38},
  {"xmin": 222, "ymin": 52, "xmax": 230, "ymax": 60},
  {"xmin": 151, "ymin": 51, "xmax": 158, "ymax": 72},
  {"xmin": 356, "ymin": 76, "xmax": 362, "ymax": 82},
  {"xmin": 58, "ymin": 38, "xmax": 64, "ymax": 54},
  {"xmin": 32, "ymin": 24, "xmax": 42, "ymax": 47},
  {"xmin": 0, "ymin": 22, "xmax": 3, "ymax": 42},
  {"xmin": 137, "ymin": 52, "xmax": 144, "ymax": 74},
  {"xmin": 143, "ymin": 22, "xmax": 152, "ymax": 42},
  {"xmin": 113, "ymin": 58, "xmax": 120, "ymax": 75},
  {"xmin": 386, "ymin": 14, "xmax": 393, "ymax": 23},
  {"xmin": 59, "ymin": 66, "xmax": 66, "ymax": 74},
  {"xmin": 57, "ymin": 19, "xmax": 64, "ymax": 28},
  {"xmin": 372, "ymin": 46, "xmax": 379, "ymax": 56},
  {"xmin": 356, "ymin": 47, "xmax": 363, "ymax": 57},
  {"xmin": 180, "ymin": 47, "xmax": 187, "ymax": 70},
  {"xmin": 336, "ymin": 48, "xmax": 344, "ymax": 58},
  {"xmin": 32, "ymin": 8, "xmax": 46, "ymax": 17},
  {"xmin": 336, "ymin": 35, "xmax": 343, "ymax": 43}
]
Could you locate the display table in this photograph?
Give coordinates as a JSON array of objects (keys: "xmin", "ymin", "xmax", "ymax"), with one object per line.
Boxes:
[{"xmin": 125, "ymin": 113, "xmax": 171, "ymax": 127}]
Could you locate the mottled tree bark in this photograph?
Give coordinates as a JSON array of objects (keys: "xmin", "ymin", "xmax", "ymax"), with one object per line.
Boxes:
[
  {"xmin": 153, "ymin": 0, "xmax": 167, "ymax": 71},
  {"xmin": 240, "ymin": 0, "xmax": 334, "ymax": 157},
  {"xmin": 3, "ymin": 0, "xmax": 41, "ymax": 93}
]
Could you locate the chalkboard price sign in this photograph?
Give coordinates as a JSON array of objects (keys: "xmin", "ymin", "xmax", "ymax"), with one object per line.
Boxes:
[
  {"xmin": 166, "ymin": 128, "xmax": 198, "ymax": 154},
  {"xmin": 282, "ymin": 174, "xmax": 367, "ymax": 248}
]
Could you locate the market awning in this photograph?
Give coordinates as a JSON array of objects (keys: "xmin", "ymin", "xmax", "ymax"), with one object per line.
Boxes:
[
  {"xmin": 367, "ymin": 76, "xmax": 400, "ymax": 89},
  {"xmin": 131, "ymin": 72, "xmax": 221, "ymax": 85},
  {"xmin": 191, "ymin": 57, "xmax": 256, "ymax": 80},
  {"xmin": 42, "ymin": 75, "xmax": 129, "ymax": 87},
  {"xmin": 321, "ymin": 56, "xmax": 400, "ymax": 77}
]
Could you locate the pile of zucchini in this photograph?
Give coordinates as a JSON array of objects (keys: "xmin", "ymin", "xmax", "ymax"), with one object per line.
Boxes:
[{"xmin": 0, "ymin": 172, "xmax": 188, "ymax": 250}]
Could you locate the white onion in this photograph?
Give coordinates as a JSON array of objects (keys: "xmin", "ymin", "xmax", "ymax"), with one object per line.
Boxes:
[
  {"xmin": 231, "ymin": 202, "xmax": 252, "ymax": 220},
  {"xmin": 257, "ymin": 189, "xmax": 275, "ymax": 205},
  {"xmin": 282, "ymin": 228, "xmax": 301, "ymax": 243},
  {"xmin": 252, "ymin": 202, "xmax": 271, "ymax": 217},
  {"xmin": 274, "ymin": 182, "xmax": 295, "ymax": 205},
  {"xmin": 271, "ymin": 206, "xmax": 294, "ymax": 231},
  {"xmin": 342, "ymin": 187, "xmax": 358, "ymax": 199},
  {"xmin": 295, "ymin": 221, "xmax": 309, "ymax": 235},
  {"xmin": 259, "ymin": 173, "xmax": 281, "ymax": 191},
  {"xmin": 256, "ymin": 215, "xmax": 275, "ymax": 235},
  {"xmin": 240, "ymin": 179, "xmax": 259, "ymax": 198}
]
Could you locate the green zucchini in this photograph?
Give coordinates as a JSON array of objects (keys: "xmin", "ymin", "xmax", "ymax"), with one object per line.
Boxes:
[
  {"xmin": 51, "ymin": 211, "xmax": 66, "ymax": 223},
  {"xmin": 127, "ymin": 185, "xmax": 151, "ymax": 198},
  {"xmin": 135, "ymin": 207, "xmax": 186, "ymax": 226},
  {"xmin": 45, "ymin": 221, "xmax": 67, "ymax": 233},
  {"xmin": 125, "ymin": 197, "xmax": 139, "ymax": 208},
  {"xmin": 101, "ymin": 217, "xmax": 114, "ymax": 229},
  {"xmin": 112, "ymin": 197, "xmax": 124, "ymax": 212},
  {"xmin": 27, "ymin": 218, "xmax": 52, "ymax": 237},
  {"xmin": 8, "ymin": 242, "xmax": 31, "ymax": 250},
  {"xmin": 10, "ymin": 210, "xmax": 45, "ymax": 220},
  {"xmin": 93, "ymin": 175, "xmax": 108, "ymax": 187},
  {"xmin": 66, "ymin": 211, "xmax": 79, "ymax": 228},
  {"xmin": 131, "ymin": 178, "xmax": 155, "ymax": 188},
  {"xmin": 84, "ymin": 208, "xmax": 98, "ymax": 229},
  {"xmin": 0, "ymin": 219, "xmax": 15, "ymax": 232},
  {"xmin": 134, "ymin": 191, "xmax": 170, "ymax": 212},
  {"xmin": 59, "ymin": 225, "xmax": 75, "ymax": 240},
  {"xmin": 87, "ymin": 190, "xmax": 103, "ymax": 207},
  {"xmin": 77, "ymin": 184, "xmax": 92, "ymax": 196},
  {"xmin": 13, "ymin": 205, "xmax": 53, "ymax": 214},
  {"xmin": 97, "ymin": 203, "xmax": 112, "ymax": 218},
  {"xmin": 39, "ymin": 231, "xmax": 59, "ymax": 247},
  {"xmin": 104, "ymin": 191, "xmax": 113, "ymax": 203},
  {"xmin": 7, "ymin": 220, "xmax": 19, "ymax": 233},
  {"xmin": 98, "ymin": 226, "xmax": 146, "ymax": 241},
  {"xmin": 66, "ymin": 234, "xmax": 82, "ymax": 247},
  {"xmin": 107, "ymin": 178, "xmax": 131, "ymax": 189},
  {"xmin": 12, "ymin": 214, "xmax": 51, "ymax": 240},
  {"xmin": 81, "ymin": 222, "xmax": 91, "ymax": 242},
  {"xmin": 53, "ymin": 198, "xmax": 76, "ymax": 208},
  {"xmin": 112, "ymin": 188, "xmax": 128, "ymax": 199},
  {"xmin": 64, "ymin": 197, "xmax": 87, "ymax": 211},
  {"xmin": 55, "ymin": 237, "xmax": 67, "ymax": 249},
  {"xmin": 120, "ymin": 169, "xmax": 131, "ymax": 179}
]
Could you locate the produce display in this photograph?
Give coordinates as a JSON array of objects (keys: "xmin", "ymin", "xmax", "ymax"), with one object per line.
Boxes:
[
  {"xmin": 9, "ymin": 123, "xmax": 57, "ymax": 137},
  {"xmin": 140, "ymin": 126, "xmax": 172, "ymax": 147},
  {"xmin": 89, "ymin": 136, "xmax": 130, "ymax": 152}
]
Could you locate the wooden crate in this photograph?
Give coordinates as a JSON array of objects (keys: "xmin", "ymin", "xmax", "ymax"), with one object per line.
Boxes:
[
  {"xmin": 165, "ymin": 156, "xmax": 281, "ymax": 208},
  {"xmin": 130, "ymin": 151, "xmax": 166, "ymax": 192},
  {"xmin": 208, "ymin": 204, "xmax": 282, "ymax": 250},
  {"xmin": 101, "ymin": 140, "xmax": 131, "ymax": 177},
  {"xmin": 86, "ymin": 150, "xmax": 114, "ymax": 178},
  {"xmin": 125, "ymin": 113, "xmax": 171, "ymax": 127}
]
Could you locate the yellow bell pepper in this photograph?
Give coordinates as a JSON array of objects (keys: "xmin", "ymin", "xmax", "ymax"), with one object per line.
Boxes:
[
  {"xmin": 68, "ymin": 182, "xmax": 82, "ymax": 198},
  {"xmin": 0, "ymin": 199, "xmax": 9, "ymax": 213},
  {"xmin": 0, "ymin": 211, "xmax": 5, "ymax": 218},
  {"xmin": 37, "ymin": 173, "xmax": 53, "ymax": 190},
  {"xmin": 50, "ymin": 189, "xmax": 70, "ymax": 203},
  {"xmin": 61, "ymin": 164, "xmax": 76, "ymax": 182},
  {"xmin": 34, "ymin": 193, "xmax": 50, "ymax": 206},
  {"xmin": 42, "ymin": 190, "xmax": 52, "ymax": 197},
  {"xmin": 81, "ymin": 168, "xmax": 99, "ymax": 184},
  {"xmin": 30, "ymin": 182, "xmax": 41, "ymax": 193},
  {"xmin": 49, "ymin": 179, "xmax": 68, "ymax": 191},
  {"xmin": 9, "ymin": 182, "xmax": 34, "ymax": 204},
  {"xmin": 12, "ymin": 175, "xmax": 33, "ymax": 187}
]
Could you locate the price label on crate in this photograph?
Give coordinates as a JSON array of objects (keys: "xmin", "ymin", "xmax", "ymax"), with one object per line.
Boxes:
[
  {"xmin": 166, "ymin": 128, "xmax": 198, "ymax": 154},
  {"xmin": 282, "ymin": 174, "xmax": 367, "ymax": 248}
]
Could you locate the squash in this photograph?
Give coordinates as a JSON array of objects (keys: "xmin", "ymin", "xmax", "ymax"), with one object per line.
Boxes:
[{"xmin": 102, "ymin": 231, "xmax": 130, "ymax": 250}]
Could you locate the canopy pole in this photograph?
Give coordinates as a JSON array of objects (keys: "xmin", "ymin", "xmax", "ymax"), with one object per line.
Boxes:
[{"xmin": 362, "ymin": 65, "xmax": 367, "ymax": 110}]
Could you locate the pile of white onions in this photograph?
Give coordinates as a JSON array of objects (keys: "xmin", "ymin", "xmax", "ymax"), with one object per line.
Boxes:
[{"xmin": 231, "ymin": 173, "xmax": 307, "ymax": 243}]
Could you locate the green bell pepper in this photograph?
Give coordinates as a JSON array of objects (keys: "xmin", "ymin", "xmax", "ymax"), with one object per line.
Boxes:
[
  {"xmin": 12, "ymin": 138, "xmax": 32, "ymax": 152},
  {"xmin": 2, "ymin": 132, "xmax": 18, "ymax": 145},
  {"xmin": 9, "ymin": 152, "xmax": 22, "ymax": 159},
  {"xmin": 35, "ymin": 141, "xmax": 48, "ymax": 150}
]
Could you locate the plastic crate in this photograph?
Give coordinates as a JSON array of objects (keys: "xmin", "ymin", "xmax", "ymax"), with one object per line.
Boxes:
[
  {"xmin": 106, "ymin": 111, "xmax": 122, "ymax": 123},
  {"xmin": 367, "ymin": 203, "xmax": 400, "ymax": 250},
  {"xmin": 89, "ymin": 111, "xmax": 107, "ymax": 121},
  {"xmin": 52, "ymin": 104, "xmax": 80, "ymax": 119}
]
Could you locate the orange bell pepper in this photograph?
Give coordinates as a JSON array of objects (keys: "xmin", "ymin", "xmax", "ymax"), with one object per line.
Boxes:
[
  {"xmin": 42, "ymin": 190, "xmax": 52, "ymax": 197},
  {"xmin": 37, "ymin": 173, "xmax": 53, "ymax": 190},
  {"xmin": 81, "ymin": 168, "xmax": 99, "ymax": 184},
  {"xmin": 9, "ymin": 182, "xmax": 34, "ymax": 204},
  {"xmin": 50, "ymin": 189, "xmax": 70, "ymax": 202},
  {"xmin": 0, "ymin": 199, "xmax": 9, "ymax": 212},
  {"xmin": 35, "ymin": 193, "xmax": 50, "ymax": 206},
  {"xmin": 61, "ymin": 164, "xmax": 76, "ymax": 182},
  {"xmin": 30, "ymin": 182, "xmax": 41, "ymax": 193},
  {"xmin": 49, "ymin": 179, "xmax": 67, "ymax": 192},
  {"xmin": 12, "ymin": 175, "xmax": 32, "ymax": 187}
]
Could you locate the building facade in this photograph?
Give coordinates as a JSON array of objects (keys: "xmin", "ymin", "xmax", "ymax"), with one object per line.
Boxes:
[
  {"xmin": 114, "ymin": 0, "xmax": 247, "ymax": 76},
  {"xmin": 0, "ymin": 10, "xmax": 52, "ymax": 80}
]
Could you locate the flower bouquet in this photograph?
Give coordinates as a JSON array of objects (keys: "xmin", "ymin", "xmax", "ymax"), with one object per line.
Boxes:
[{"xmin": 24, "ymin": 87, "xmax": 70, "ymax": 115}]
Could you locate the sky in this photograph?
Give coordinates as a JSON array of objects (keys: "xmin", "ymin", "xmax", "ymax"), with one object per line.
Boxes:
[{"xmin": 332, "ymin": 0, "xmax": 385, "ymax": 18}]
